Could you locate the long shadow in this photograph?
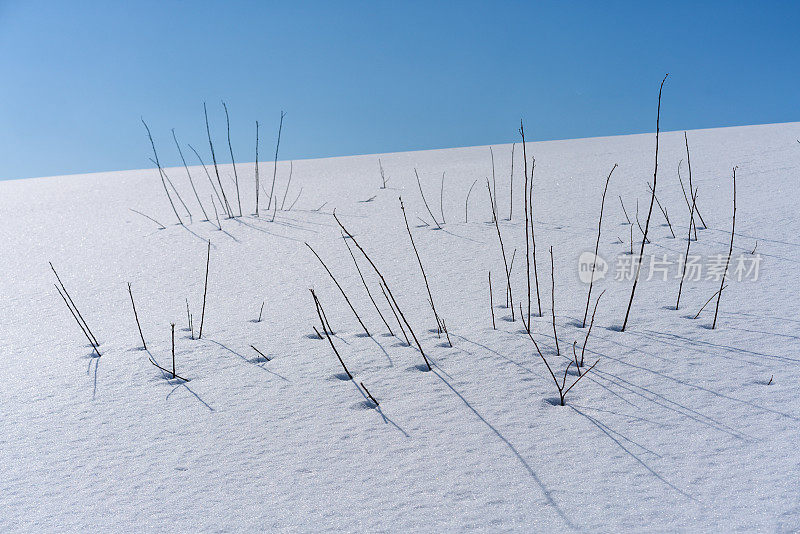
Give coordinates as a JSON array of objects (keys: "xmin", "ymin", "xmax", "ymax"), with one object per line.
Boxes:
[
  {"xmin": 167, "ymin": 381, "xmax": 215, "ymax": 412},
  {"xmin": 450, "ymin": 332, "xmax": 539, "ymax": 378},
  {"xmin": 367, "ymin": 335, "xmax": 393, "ymax": 367},
  {"xmin": 145, "ymin": 349, "xmax": 215, "ymax": 411},
  {"xmin": 432, "ymin": 369, "xmax": 577, "ymax": 530},
  {"xmin": 639, "ymin": 328, "xmax": 800, "ymax": 365},
  {"xmin": 206, "ymin": 338, "xmax": 289, "ymax": 381},
  {"xmin": 345, "ymin": 379, "xmax": 408, "ymax": 437},
  {"xmin": 569, "ymin": 405, "xmax": 693, "ymax": 500},
  {"xmin": 230, "ymin": 217, "xmax": 304, "ymax": 243},
  {"xmin": 589, "ymin": 368, "xmax": 753, "ymax": 440}
]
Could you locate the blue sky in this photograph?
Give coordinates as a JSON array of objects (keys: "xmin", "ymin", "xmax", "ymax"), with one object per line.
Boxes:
[{"xmin": 0, "ymin": 1, "xmax": 798, "ymax": 180}]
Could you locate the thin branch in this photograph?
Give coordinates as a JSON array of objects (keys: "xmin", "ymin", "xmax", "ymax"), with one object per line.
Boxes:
[
  {"xmin": 712, "ymin": 167, "xmax": 736, "ymax": 329},
  {"xmin": 141, "ymin": 118, "xmax": 183, "ymax": 225},
  {"xmin": 129, "ymin": 208, "xmax": 165, "ymax": 230},
  {"xmin": 270, "ymin": 111, "xmax": 286, "ymax": 221},
  {"xmin": 172, "ymin": 129, "xmax": 209, "ymax": 221},
  {"xmin": 465, "ymin": 179, "xmax": 478, "ymax": 223},
  {"xmin": 204, "ymin": 102, "xmax": 233, "ymax": 218},
  {"xmin": 582, "ymin": 164, "xmax": 617, "ymax": 327},
  {"xmin": 198, "ymin": 240, "xmax": 210, "ymax": 338},
  {"xmin": 415, "ymin": 168, "xmax": 442, "ymax": 229},
  {"xmin": 127, "ymin": 282, "xmax": 147, "ymax": 350},
  {"xmin": 306, "ymin": 242, "xmax": 371, "ymax": 337},
  {"xmin": 621, "ymin": 73, "xmax": 668, "ymax": 332}
]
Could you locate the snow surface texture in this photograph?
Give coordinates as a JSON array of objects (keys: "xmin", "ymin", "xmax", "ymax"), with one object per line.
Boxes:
[{"xmin": 2, "ymin": 122, "xmax": 800, "ymax": 532}]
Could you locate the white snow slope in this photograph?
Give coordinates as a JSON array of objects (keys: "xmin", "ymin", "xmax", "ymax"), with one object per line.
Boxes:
[{"xmin": 2, "ymin": 122, "xmax": 800, "ymax": 532}]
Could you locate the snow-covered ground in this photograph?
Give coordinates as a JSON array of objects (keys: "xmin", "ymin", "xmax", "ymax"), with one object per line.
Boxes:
[{"xmin": 2, "ymin": 121, "xmax": 799, "ymax": 532}]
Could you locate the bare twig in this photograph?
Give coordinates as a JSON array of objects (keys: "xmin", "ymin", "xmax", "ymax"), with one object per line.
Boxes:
[
  {"xmin": 188, "ymin": 143, "xmax": 226, "ymax": 213},
  {"xmin": 415, "ymin": 168, "xmax": 442, "ymax": 229},
  {"xmin": 55, "ymin": 284, "xmax": 100, "ymax": 357},
  {"xmin": 694, "ymin": 284, "xmax": 727, "ymax": 320},
  {"xmin": 400, "ymin": 197, "xmax": 449, "ymax": 344},
  {"xmin": 50, "ymin": 262, "xmax": 99, "ymax": 347},
  {"xmin": 172, "ymin": 129, "xmax": 209, "ymax": 221},
  {"xmin": 222, "ymin": 101, "xmax": 242, "ymax": 217},
  {"xmin": 360, "ymin": 382, "xmax": 379, "ymax": 406},
  {"xmin": 142, "ymin": 118, "xmax": 183, "ymax": 225},
  {"xmin": 465, "ymin": 179, "xmax": 478, "ymax": 223},
  {"xmin": 582, "ymin": 164, "xmax": 617, "ymax": 327},
  {"xmin": 489, "ymin": 271, "xmax": 496, "ymax": 329},
  {"xmin": 550, "ymin": 246, "xmax": 559, "ymax": 355},
  {"xmin": 508, "ymin": 142, "xmax": 514, "ymax": 220},
  {"xmin": 439, "ymin": 172, "xmax": 446, "ymax": 224},
  {"xmin": 581, "ymin": 290, "xmax": 604, "ymax": 367},
  {"xmin": 204, "ymin": 102, "xmax": 233, "ymax": 218},
  {"xmin": 712, "ymin": 167, "xmax": 736, "ymax": 329},
  {"xmin": 199, "ymin": 240, "xmax": 210, "ymax": 338},
  {"xmin": 676, "ymin": 187, "xmax": 698, "ymax": 309},
  {"xmin": 306, "ymin": 242, "xmax": 371, "ymax": 337},
  {"xmin": 333, "ymin": 212, "xmax": 429, "ymax": 370},
  {"xmin": 621, "ymin": 74, "xmax": 668, "ymax": 332},
  {"xmin": 127, "ymin": 282, "xmax": 147, "ymax": 350},
  {"xmin": 250, "ymin": 345, "xmax": 270, "ymax": 361},
  {"xmin": 311, "ymin": 289, "xmax": 352, "ymax": 379},
  {"xmin": 254, "ymin": 120, "xmax": 260, "ymax": 215},
  {"xmin": 343, "ymin": 233, "xmax": 394, "ymax": 337},
  {"xmin": 280, "ymin": 161, "xmax": 294, "ymax": 210},
  {"xmin": 379, "ymin": 158, "xmax": 388, "ymax": 188},
  {"xmin": 488, "ymin": 181, "xmax": 514, "ymax": 320},
  {"xmin": 270, "ymin": 111, "xmax": 286, "ymax": 221},
  {"xmin": 619, "ymin": 196, "xmax": 631, "ymax": 225},
  {"xmin": 129, "ymin": 208, "xmax": 165, "ymax": 230}
]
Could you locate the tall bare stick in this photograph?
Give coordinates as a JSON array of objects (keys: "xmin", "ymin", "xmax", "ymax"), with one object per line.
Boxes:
[
  {"xmin": 415, "ymin": 168, "xmax": 442, "ymax": 229},
  {"xmin": 621, "ymin": 74, "xmax": 668, "ymax": 332},
  {"xmin": 508, "ymin": 142, "xmax": 515, "ymax": 220},
  {"xmin": 50, "ymin": 262, "xmax": 99, "ymax": 347},
  {"xmin": 55, "ymin": 284, "xmax": 100, "ymax": 357},
  {"xmin": 311, "ymin": 289, "xmax": 352, "ymax": 379},
  {"xmin": 489, "ymin": 271, "xmax": 496, "ymax": 329},
  {"xmin": 254, "ymin": 120, "xmax": 260, "ymax": 215},
  {"xmin": 676, "ymin": 187, "xmax": 698, "ymax": 310},
  {"xmin": 712, "ymin": 167, "xmax": 736, "ymax": 329},
  {"xmin": 520, "ymin": 121, "xmax": 532, "ymax": 326},
  {"xmin": 488, "ymin": 181, "xmax": 514, "ymax": 320},
  {"xmin": 222, "ymin": 101, "xmax": 242, "ymax": 217},
  {"xmin": 333, "ymin": 212, "xmax": 430, "ymax": 370},
  {"xmin": 582, "ymin": 164, "xmax": 617, "ymax": 327},
  {"xmin": 172, "ymin": 129, "xmax": 209, "ymax": 221},
  {"xmin": 204, "ymin": 103, "xmax": 232, "ymax": 218},
  {"xmin": 198, "ymin": 240, "xmax": 210, "ymax": 339},
  {"xmin": 343, "ymin": 233, "xmax": 394, "ymax": 337},
  {"xmin": 400, "ymin": 197, "xmax": 449, "ymax": 343},
  {"xmin": 306, "ymin": 242, "xmax": 371, "ymax": 337},
  {"xmin": 141, "ymin": 118, "xmax": 182, "ymax": 225},
  {"xmin": 188, "ymin": 143, "xmax": 226, "ymax": 212},
  {"xmin": 269, "ymin": 111, "xmax": 286, "ymax": 221},
  {"xmin": 127, "ymin": 282, "xmax": 147, "ymax": 350},
  {"xmin": 490, "ymin": 146, "xmax": 497, "ymax": 221},
  {"xmin": 549, "ymin": 246, "xmax": 560, "ymax": 355},
  {"xmin": 684, "ymin": 132, "xmax": 707, "ymax": 229}
]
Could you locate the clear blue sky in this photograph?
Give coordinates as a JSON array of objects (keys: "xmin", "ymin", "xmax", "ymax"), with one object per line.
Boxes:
[{"xmin": 1, "ymin": 1, "xmax": 798, "ymax": 180}]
